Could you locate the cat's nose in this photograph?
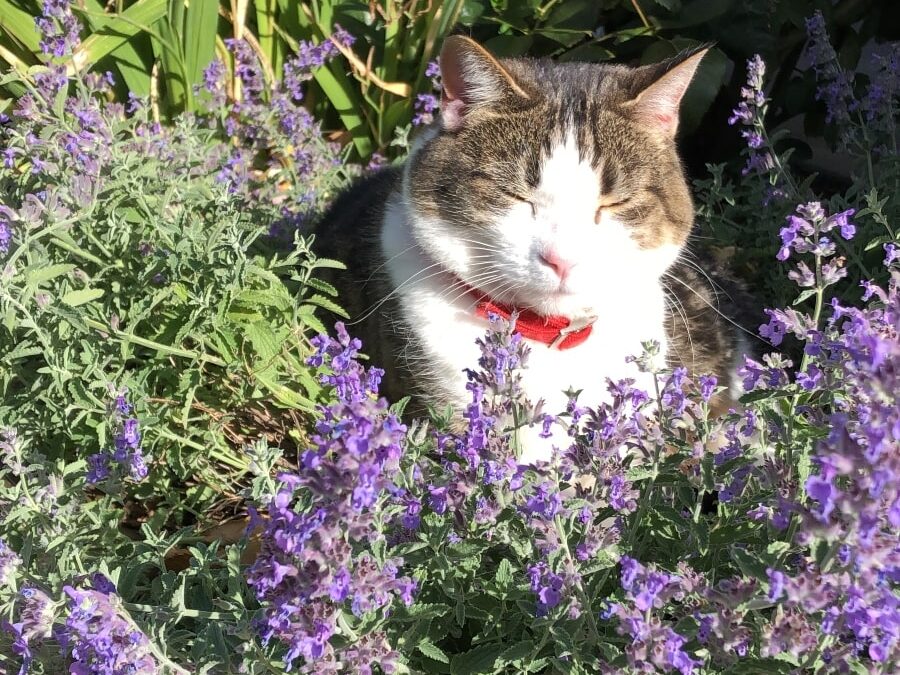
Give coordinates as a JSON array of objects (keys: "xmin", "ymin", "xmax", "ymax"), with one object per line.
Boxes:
[{"xmin": 539, "ymin": 249, "xmax": 573, "ymax": 281}]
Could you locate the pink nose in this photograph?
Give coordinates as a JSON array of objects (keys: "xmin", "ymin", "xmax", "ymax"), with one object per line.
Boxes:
[{"xmin": 539, "ymin": 249, "xmax": 572, "ymax": 281}]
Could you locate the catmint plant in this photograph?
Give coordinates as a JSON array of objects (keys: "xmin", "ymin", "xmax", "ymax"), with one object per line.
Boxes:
[{"xmin": 1, "ymin": 8, "xmax": 899, "ymax": 675}]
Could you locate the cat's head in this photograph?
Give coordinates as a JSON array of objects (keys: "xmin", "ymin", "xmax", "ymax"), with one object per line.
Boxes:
[{"xmin": 404, "ymin": 36, "xmax": 707, "ymax": 318}]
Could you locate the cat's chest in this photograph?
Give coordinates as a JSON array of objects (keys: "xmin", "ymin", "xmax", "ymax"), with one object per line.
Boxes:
[{"xmin": 380, "ymin": 200, "xmax": 668, "ymax": 415}]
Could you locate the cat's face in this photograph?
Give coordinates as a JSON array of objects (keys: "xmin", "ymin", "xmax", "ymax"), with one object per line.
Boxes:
[{"xmin": 406, "ymin": 37, "xmax": 705, "ymax": 318}]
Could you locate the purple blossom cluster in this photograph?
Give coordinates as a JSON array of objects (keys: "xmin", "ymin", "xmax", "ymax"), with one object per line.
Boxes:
[
  {"xmin": 0, "ymin": 537, "xmax": 22, "ymax": 585},
  {"xmin": 759, "ymin": 273, "xmax": 900, "ymax": 666},
  {"xmin": 728, "ymin": 55, "xmax": 776, "ymax": 177},
  {"xmin": 63, "ymin": 574, "xmax": 159, "ymax": 674},
  {"xmin": 603, "ymin": 557, "xmax": 701, "ymax": 674},
  {"xmin": 412, "ymin": 60, "xmax": 441, "ymax": 126},
  {"xmin": 246, "ymin": 323, "xmax": 411, "ymax": 671},
  {"xmin": 527, "ymin": 561, "xmax": 566, "ymax": 616},
  {"xmin": 208, "ymin": 38, "xmax": 341, "ymax": 210},
  {"xmin": 3, "ymin": 586, "xmax": 56, "ymax": 670},
  {"xmin": 3, "ymin": 575, "xmax": 159, "ymax": 674},
  {"xmin": 755, "ymin": 201, "xmax": 856, "ymax": 350},
  {"xmin": 35, "ymin": 0, "xmax": 81, "ymax": 58},
  {"xmin": 0, "ymin": 203, "xmax": 15, "ymax": 255},
  {"xmin": 805, "ymin": 11, "xmax": 858, "ymax": 130},
  {"xmin": 1, "ymin": 19, "xmax": 342, "ymax": 273},
  {"xmin": 86, "ymin": 392, "xmax": 149, "ymax": 485},
  {"xmin": 864, "ymin": 45, "xmax": 899, "ymax": 115}
]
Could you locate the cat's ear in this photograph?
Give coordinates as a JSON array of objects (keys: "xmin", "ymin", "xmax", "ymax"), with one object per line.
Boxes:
[
  {"xmin": 625, "ymin": 48, "xmax": 709, "ymax": 137},
  {"xmin": 439, "ymin": 35, "xmax": 530, "ymax": 130}
]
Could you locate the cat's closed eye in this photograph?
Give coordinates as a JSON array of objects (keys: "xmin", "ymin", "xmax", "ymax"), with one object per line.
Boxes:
[
  {"xmin": 471, "ymin": 171, "xmax": 537, "ymax": 215},
  {"xmin": 498, "ymin": 188, "xmax": 536, "ymax": 213},
  {"xmin": 594, "ymin": 195, "xmax": 630, "ymax": 223}
]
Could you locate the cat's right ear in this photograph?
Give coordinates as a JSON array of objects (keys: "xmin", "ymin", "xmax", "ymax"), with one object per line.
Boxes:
[{"xmin": 439, "ymin": 36, "xmax": 530, "ymax": 131}]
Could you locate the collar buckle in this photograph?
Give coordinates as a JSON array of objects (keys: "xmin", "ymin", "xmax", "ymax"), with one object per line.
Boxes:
[{"xmin": 549, "ymin": 314, "xmax": 598, "ymax": 349}]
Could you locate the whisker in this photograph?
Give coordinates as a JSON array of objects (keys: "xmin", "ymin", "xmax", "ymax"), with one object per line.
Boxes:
[{"xmin": 662, "ymin": 273, "xmax": 766, "ymax": 346}]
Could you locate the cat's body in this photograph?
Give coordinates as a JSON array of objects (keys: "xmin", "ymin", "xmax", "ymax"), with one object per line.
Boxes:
[{"xmin": 314, "ymin": 38, "xmax": 750, "ymax": 462}]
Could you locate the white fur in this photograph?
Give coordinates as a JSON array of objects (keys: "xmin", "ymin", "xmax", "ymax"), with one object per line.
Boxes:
[{"xmin": 382, "ymin": 136, "xmax": 680, "ymax": 463}]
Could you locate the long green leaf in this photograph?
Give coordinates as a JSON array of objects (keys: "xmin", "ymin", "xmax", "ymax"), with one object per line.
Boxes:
[
  {"xmin": 254, "ymin": 0, "xmax": 278, "ymax": 72},
  {"xmin": 154, "ymin": 10, "xmax": 189, "ymax": 110},
  {"xmin": 0, "ymin": 0, "xmax": 41, "ymax": 53},
  {"xmin": 80, "ymin": 0, "xmax": 153, "ymax": 97},
  {"xmin": 71, "ymin": 0, "xmax": 168, "ymax": 71},
  {"xmin": 184, "ymin": 0, "xmax": 219, "ymax": 90}
]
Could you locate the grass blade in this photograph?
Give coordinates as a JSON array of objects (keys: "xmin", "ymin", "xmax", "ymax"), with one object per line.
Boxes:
[
  {"xmin": 70, "ymin": 0, "xmax": 168, "ymax": 72},
  {"xmin": 0, "ymin": 0, "xmax": 41, "ymax": 53},
  {"xmin": 184, "ymin": 0, "xmax": 219, "ymax": 91}
]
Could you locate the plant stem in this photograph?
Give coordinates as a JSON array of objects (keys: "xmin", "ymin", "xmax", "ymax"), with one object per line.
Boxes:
[{"xmin": 554, "ymin": 514, "xmax": 600, "ymax": 644}]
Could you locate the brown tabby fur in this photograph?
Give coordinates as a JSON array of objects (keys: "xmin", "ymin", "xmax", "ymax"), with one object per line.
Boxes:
[{"xmin": 313, "ymin": 38, "xmax": 757, "ymax": 418}]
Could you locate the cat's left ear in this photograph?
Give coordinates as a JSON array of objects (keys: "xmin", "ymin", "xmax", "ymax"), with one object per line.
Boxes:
[{"xmin": 625, "ymin": 48, "xmax": 709, "ymax": 137}]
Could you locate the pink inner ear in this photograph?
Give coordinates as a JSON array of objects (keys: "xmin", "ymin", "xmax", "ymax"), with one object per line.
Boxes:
[
  {"xmin": 441, "ymin": 96, "xmax": 465, "ymax": 131},
  {"xmin": 655, "ymin": 112, "xmax": 674, "ymax": 127}
]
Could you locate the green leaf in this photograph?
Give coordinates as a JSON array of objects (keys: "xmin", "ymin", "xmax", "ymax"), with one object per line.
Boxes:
[
  {"xmin": 254, "ymin": 371, "xmax": 313, "ymax": 411},
  {"xmin": 311, "ymin": 257, "xmax": 347, "ymax": 270},
  {"xmin": 306, "ymin": 293, "xmax": 349, "ymax": 318},
  {"xmin": 72, "ymin": 0, "xmax": 168, "ymax": 70},
  {"xmin": 446, "ymin": 539, "xmax": 491, "ymax": 561},
  {"xmin": 500, "ymin": 641, "xmax": 535, "ymax": 664},
  {"xmin": 792, "ymin": 289, "xmax": 818, "ymax": 306},
  {"xmin": 0, "ymin": 0, "xmax": 41, "ymax": 52},
  {"xmin": 724, "ymin": 659, "xmax": 797, "ymax": 674},
  {"xmin": 243, "ymin": 321, "xmax": 281, "ymax": 362},
  {"xmin": 61, "ymin": 288, "xmax": 105, "ymax": 307},
  {"xmin": 450, "ymin": 643, "xmax": 505, "ymax": 675},
  {"xmin": 730, "ymin": 546, "xmax": 769, "ymax": 580},
  {"xmin": 417, "ymin": 639, "xmax": 450, "ymax": 663},
  {"xmin": 494, "ymin": 558, "xmax": 514, "ymax": 589},
  {"xmin": 26, "ymin": 264, "xmax": 75, "ymax": 286},
  {"xmin": 864, "ymin": 235, "xmax": 890, "ymax": 251},
  {"xmin": 396, "ymin": 603, "xmax": 451, "ymax": 620},
  {"xmin": 235, "ymin": 289, "xmax": 290, "ymax": 312},
  {"xmin": 81, "ymin": 0, "xmax": 152, "ymax": 97},
  {"xmin": 2, "ymin": 344, "xmax": 43, "ymax": 362},
  {"xmin": 183, "ymin": 0, "xmax": 218, "ymax": 93},
  {"xmin": 306, "ymin": 277, "xmax": 340, "ymax": 296},
  {"xmin": 389, "ymin": 395, "xmax": 412, "ymax": 416}
]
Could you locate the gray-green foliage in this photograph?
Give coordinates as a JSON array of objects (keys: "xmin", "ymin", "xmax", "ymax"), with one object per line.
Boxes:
[{"xmin": 0, "ymin": 63, "xmax": 348, "ymax": 514}]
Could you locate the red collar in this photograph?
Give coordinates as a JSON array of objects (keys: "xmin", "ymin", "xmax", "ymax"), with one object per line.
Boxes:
[{"xmin": 468, "ymin": 288, "xmax": 597, "ymax": 350}]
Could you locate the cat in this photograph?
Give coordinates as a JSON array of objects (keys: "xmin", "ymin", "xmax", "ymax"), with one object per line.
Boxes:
[{"xmin": 313, "ymin": 36, "xmax": 749, "ymax": 463}]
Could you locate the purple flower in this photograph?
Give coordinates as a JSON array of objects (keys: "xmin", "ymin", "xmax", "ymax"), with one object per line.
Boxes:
[
  {"xmin": 796, "ymin": 365, "xmax": 822, "ymax": 391},
  {"xmin": 412, "ymin": 93, "xmax": 439, "ymax": 126},
  {"xmin": 698, "ymin": 375, "xmax": 717, "ymax": 402},
  {"xmin": 767, "ymin": 569, "xmax": 786, "ymax": 601},
  {"xmin": 0, "ymin": 538, "xmax": 22, "ymax": 585},
  {"xmin": 86, "ymin": 394, "xmax": 149, "ymax": 486},
  {"xmin": 828, "ymin": 209, "xmax": 856, "ymax": 240},
  {"xmin": 200, "ymin": 59, "xmax": 227, "ymax": 108},
  {"xmin": 248, "ymin": 325, "xmax": 412, "ymax": 669},
  {"xmin": 35, "ymin": 0, "xmax": 82, "ymax": 58},
  {"xmin": 63, "ymin": 578, "xmax": 158, "ymax": 674},
  {"xmin": 805, "ymin": 475, "xmax": 838, "ymax": 522},
  {"xmin": 805, "ymin": 11, "xmax": 858, "ymax": 134},
  {"xmin": 729, "ymin": 55, "xmax": 779, "ymax": 179},
  {"xmin": 225, "ymin": 39, "xmax": 265, "ymax": 103},
  {"xmin": 759, "ymin": 309, "xmax": 788, "ymax": 346},
  {"xmin": 86, "ymin": 452, "xmax": 112, "ymax": 484},
  {"xmin": 527, "ymin": 561, "xmax": 565, "ymax": 616},
  {"xmin": 0, "ymin": 209, "xmax": 13, "ymax": 255}
]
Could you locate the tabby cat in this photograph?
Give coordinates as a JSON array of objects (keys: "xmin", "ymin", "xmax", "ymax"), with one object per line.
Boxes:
[{"xmin": 313, "ymin": 36, "xmax": 748, "ymax": 462}]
